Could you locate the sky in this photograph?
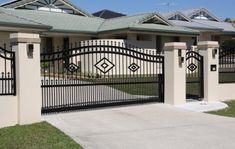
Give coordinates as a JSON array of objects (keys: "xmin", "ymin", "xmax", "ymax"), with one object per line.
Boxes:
[{"xmin": 0, "ymin": 0, "xmax": 234, "ymax": 20}]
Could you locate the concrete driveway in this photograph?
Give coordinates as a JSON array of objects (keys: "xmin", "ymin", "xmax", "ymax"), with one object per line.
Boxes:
[{"xmin": 44, "ymin": 104, "xmax": 235, "ymax": 149}]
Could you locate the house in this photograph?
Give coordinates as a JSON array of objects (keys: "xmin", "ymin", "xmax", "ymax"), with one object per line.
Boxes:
[
  {"xmin": 162, "ymin": 8, "xmax": 235, "ymax": 46},
  {"xmin": 0, "ymin": 0, "xmax": 198, "ymax": 53},
  {"xmin": 93, "ymin": 9, "xmax": 126, "ymax": 19}
]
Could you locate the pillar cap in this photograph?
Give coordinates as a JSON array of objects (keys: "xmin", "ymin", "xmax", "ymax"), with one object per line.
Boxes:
[
  {"xmin": 10, "ymin": 33, "xmax": 41, "ymax": 44},
  {"xmin": 198, "ymin": 41, "xmax": 219, "ymax": 50},
  {"xmin": 164, "ymin": 42, "xmax": 187, "ymax": 51}
]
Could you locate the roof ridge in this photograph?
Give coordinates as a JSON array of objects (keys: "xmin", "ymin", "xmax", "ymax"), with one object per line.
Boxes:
[
  {"xmin": 103, "ymin": 12, "xmax": 154, "ymax": 21},
  {"xmin": 96, "ymin": 19, "xmax": 107, "ymax": 32},
  {"xmin": 62, "ymin": 0, "xmax": 93, "ymax": 17},
  {"xmin": 99, "ymin": 9, "xmax": 107, "ymax": 17},
  {"xmin": 97, "ymin": 12, "xmax": 156, "ymax": 32},
  {"xmin": 7, "ymin": 7, "xmax": 98, "ymax": 18},
  {"xmin": 1, "ymin": 8, "xmax": 51, "ymax": 27},
  {"xmin": 96, "ymin": 9, "xmax": 125, "ymax": 14},
  {"xmin": 1, "ymin": 0, "xmax": 93, "ymax": 17},
  {"xmin": 193, "ymin": 20, "xmax": 226, "ymax": 30}
]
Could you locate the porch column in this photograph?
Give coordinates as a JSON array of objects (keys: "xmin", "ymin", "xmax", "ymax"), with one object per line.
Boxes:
[
  {"xmin": 198, "ymin": 41, "xmax": 219, "ymax": 102},
  {"xmin": 10, "ymin": 33, "xmax": 42, "ymax": 125},
  {"xmin": 164, "ymin": 42, "xmax": 187, "ymax": 105}
]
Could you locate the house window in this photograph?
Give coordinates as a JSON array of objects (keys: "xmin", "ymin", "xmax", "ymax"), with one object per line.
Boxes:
[
  {"xmin": 191, "ymin": 11, "xmax": 218, "ymax": 21},
  {"xmin": 45, "ymin": 37, "xmax": 53, "ymax": 53},
  {"xmin": 115, "ymin": 35, "xmax": 127, "ymax": 40},
  {"xmin": 63, "ymin": 38, "xmax": 70, "ymax": 66},
  {"xmin": 38, "ymin": 6, "xmax": 68, "ymax": 13},
  {"xmin": 174, "ymin": 37, "xmax": 180, "ymax": 42},
  {"xmin": 143, "ymin": 16, "xmax": 168, "ymax": 26},
  {"xmin": 156, "ymin": 36, "xmax": 162, "ymax": 54},
  {"xmin": 211, "ymin": 36, "xmax": 220, "ymax": 42},
  {"xmin": 63, "ymin": 38, "xmax": 69, "ymax": 49},
  {"xmin": 91, "ymin": 37, "xmax": 99, "ymax": 40},
  {"xmin": 137, "ymin": 34, "xmax": 151, "ymax": 41},
  {"xmin": 192, "ymin": 37, "xmax": 198, "ymax": 45},
  {"xmin": 169, "ymin": 15, "xmax": 188, "ymax": 21}
]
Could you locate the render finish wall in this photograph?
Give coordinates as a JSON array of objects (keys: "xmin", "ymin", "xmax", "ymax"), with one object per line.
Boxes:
[
  {"xmin": 0, "ymin": 31, "xmax": 11, "ymax": 49},
  {"xmin": 199, "ymin": 32, "xmax": 212, "ymax": 41},
  {"xmin": 0, "ymin": 96, "xmax": 18, "ymax": 128},
  {"xmin": 219, "ymin": 84, "xmax": 235, "ymax": 101}
]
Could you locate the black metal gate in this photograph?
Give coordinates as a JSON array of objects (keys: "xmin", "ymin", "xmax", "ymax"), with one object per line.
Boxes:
[
  {"xmin": 0, "ymin": 45, "xmax": 16, "ymax": 96},
  {"xmin": 219, "ymin": 48, "xmax": 235, "ymax": 83},
  {"xmin": 186, "ymin": 50, "xmax": 204, "ymax": 99},
  {"xmin": 41, "ymin": 40, "xmax": 164, "ymax": 113}
]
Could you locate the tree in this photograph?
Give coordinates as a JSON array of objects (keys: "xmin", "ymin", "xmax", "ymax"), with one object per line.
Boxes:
[
  {"xmin": 221, "ymin": 40, "xmax": 235, "ymax": 51},
  {"xmin": 224, "ymin": 18, "xmax": 231, "ymax": 22}
]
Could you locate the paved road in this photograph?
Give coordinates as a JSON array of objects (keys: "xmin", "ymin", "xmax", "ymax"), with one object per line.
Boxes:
[{"xmin": 44, "ymin": 104, "xmax": 235, "ymax": 149}]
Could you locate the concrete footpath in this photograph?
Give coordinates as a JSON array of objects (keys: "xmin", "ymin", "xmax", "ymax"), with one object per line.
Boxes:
[{"xmin": 44, "ymin": 104, "xmax": 235, "ymax": 149}]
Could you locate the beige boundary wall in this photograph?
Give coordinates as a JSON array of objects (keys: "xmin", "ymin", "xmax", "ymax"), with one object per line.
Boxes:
[
  {"xmin": 0, "ymin": 96, "xmax": 18, "ymax": 128},
  {"xmin": 193, "ymin": 43, "xmax": 235, "ymax": 102},
  {"xmin": 219, "ymin": 84, "xmax": 235, "ymax": 101},
  {"xmin": 194, "ymin": 42, "xmax": 235, "ymax": 102}
]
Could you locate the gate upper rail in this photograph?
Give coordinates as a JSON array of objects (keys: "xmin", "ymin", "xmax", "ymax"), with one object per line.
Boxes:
[
  {"xmin": 186, "ymin": 51, "xmax": 203, "ymax": 61},
  {"xmin": 41, "ymin": 42, "xmax": 164, "ymax": 63}
]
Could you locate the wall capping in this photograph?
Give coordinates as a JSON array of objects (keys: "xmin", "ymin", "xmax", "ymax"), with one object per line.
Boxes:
[
  {"xmin": 164, "ymin": 42, "xmax": 187, "ymax": 51},
  {"xmin": 198, "ymin": 41, "xmax": 219, "ymax": 50}
]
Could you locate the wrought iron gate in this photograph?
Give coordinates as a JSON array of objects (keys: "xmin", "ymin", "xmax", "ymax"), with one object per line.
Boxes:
[
  {"xmin": 0, "ymin": 45, "xmax": 16, "ymax": 96},
  {"xmin": 41, "ymin": 40, "xmax": 164, "ymax": 113},
  {"xmin": 186, "ymin": 50, "xmax": 204, "ymax": 99},
  {"xmin": 219, "ymin": 48, "xmax": 235, "ymax": 83}
]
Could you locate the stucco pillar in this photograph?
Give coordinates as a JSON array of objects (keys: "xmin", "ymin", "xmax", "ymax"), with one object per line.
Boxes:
[
  {"xmin": 164, "ymin": 42, "xmax": 187, "ymax": 105},
  {"xmin": 10, "ymin": 33, "xmax": 42, "ymax": 125},
  {"xmin": 198, "ymin": 41, "xmax": 219, "ymax": 102}
]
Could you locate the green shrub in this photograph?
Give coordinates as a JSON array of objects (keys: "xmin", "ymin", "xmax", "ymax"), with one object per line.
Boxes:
[
  {"xmin": 221, "ymin": 40, "xmax": 235, "ymax": 51},
  {"xmin": 41, "ymin": 62, "xmax": 49, "ymax": 69}
]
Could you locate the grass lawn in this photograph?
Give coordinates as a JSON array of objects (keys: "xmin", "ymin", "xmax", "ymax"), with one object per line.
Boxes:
[
  {"xmin": 207, "ymin": 100, "xmax": 235, "ymax": 117},
  {"xmin": 0, "ymin": 122, "xmax": 83, "ymax": 149}
]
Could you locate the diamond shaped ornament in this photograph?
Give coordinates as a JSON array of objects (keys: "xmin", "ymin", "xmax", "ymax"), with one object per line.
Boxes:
[
  {"xmin": 128, "ymin": 63, "xmax": 140, "ymax": 72},
  {"xmin": 95, "ymin": 58, "xmax": 115, "ymax": 74},
  {"xmin": 188, "ymin": 63, "xmax": 197, "ymax": 72},
  {"xmin": 67, "ymin": 63, "xmax": 79, "ymax": 72}
]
